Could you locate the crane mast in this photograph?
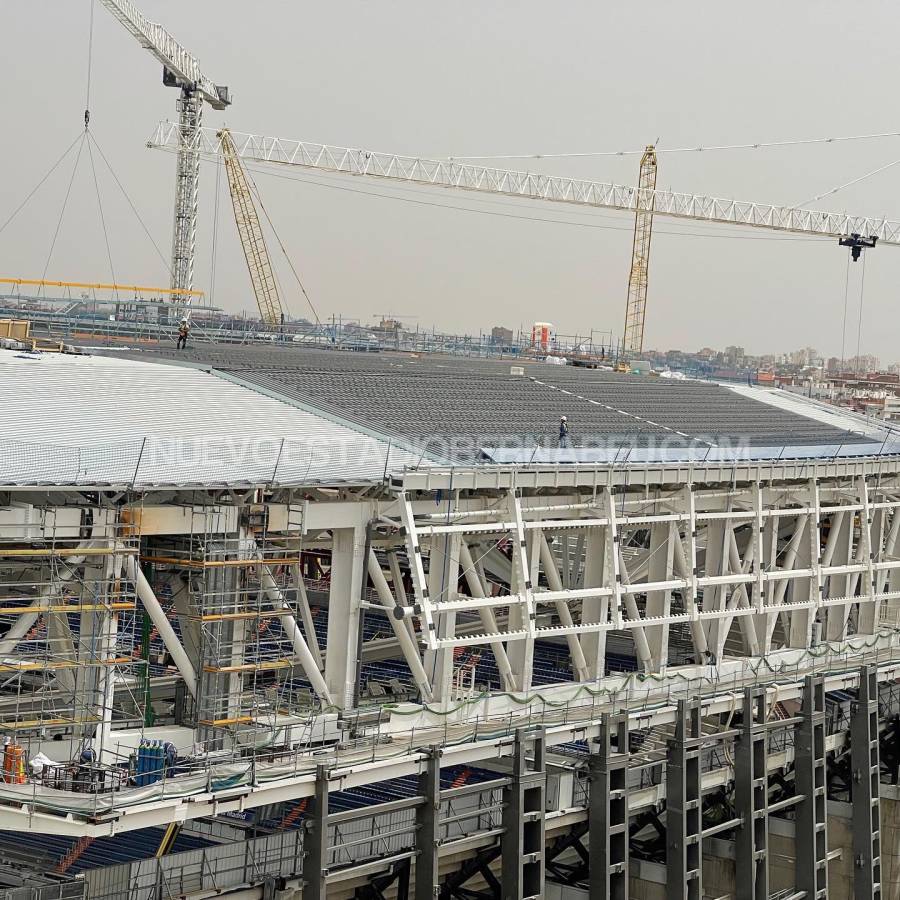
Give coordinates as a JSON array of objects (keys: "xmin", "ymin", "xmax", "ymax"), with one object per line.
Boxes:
[
  {"xmin": 98, "ymin": 0, "xmax": 230, "ymax": 307},
  {"xmin": 218, "ymin": 129, "xmax": 284, "ymax": 327},
  {"xmin": 623, "ymin": 146, "xmax": 657, "ymax": 357}
]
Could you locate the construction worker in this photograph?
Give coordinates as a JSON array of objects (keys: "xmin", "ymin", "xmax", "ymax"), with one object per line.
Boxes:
[
  {"xmin": 558, "ymin": 416, "xmax": 570, "ymax": 448},
  {"xmin": 176, "ymin": 318, "xmax": 190, "ymax": 351}
]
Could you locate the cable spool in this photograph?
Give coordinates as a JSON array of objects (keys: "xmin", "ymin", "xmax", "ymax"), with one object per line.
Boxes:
[{"xmin": 3, "ymin": 743, "xmax": 25, "ymax": 784}]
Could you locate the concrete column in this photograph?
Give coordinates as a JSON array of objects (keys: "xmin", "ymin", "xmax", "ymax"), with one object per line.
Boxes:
[
  {"xmin": 324, "ymin": 525, "xmax": 367, "ymax": 709},
  {"xmin": 851, "ymin": 665, "xmax": 882, "ymax": 899},
  {"xmin": 415, "ymin": 747, "xmax": 441, "ymax": 900},
  {"xmin": 589, "ymin": 714, "xmax": 629, "ymax": 900},
  {"xmin": 735, "ymin": 687, "xmax": 768, "ymax": 900},
  {"xmin": 501, "ymin": 729, "xmax": 546, "ymax": 900},
  {"xmin": 795, "ymin": 674, "xmax": 828, "ymax": 900},
  {"xmin": 666, "ymin": 698, "xmax": 703, "ymax": 900}
]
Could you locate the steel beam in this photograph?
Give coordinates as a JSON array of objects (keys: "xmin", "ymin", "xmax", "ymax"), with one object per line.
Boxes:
[
  {"xmin": 415, "ymin": 747, "xmax": 441, "ymax": 900},
  {"xmin": 501, "ymin": 729, "xmax": 546, "ymax": 900},
  {"xmin": 795, "ymin": 675, "xmax": 828, "ymax": 900},
  {"xmin": 303, "ymin": 764, "xmax": 329, "ymax": 900},
  {"xmin": 851, "ymin": 664, "xmax": 882, "ymax": 899},
  {"xmin": 735, "ymin": 687, "xmax": 768, "ymax": 900},
  {"xmin": 589, "ymin": 714, "xmax": 629, "ymax": 900},
  {"xmin": 666, "ymin": 698, "xmax": 703, "ymax": 900}
]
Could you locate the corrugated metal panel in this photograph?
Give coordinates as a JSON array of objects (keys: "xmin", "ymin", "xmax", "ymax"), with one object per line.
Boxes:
[
  {"xmin": 0, "ymin": 351, "xmax": 425, "ymax": 487},
  {"xmin": 99, "ymin": 345, "xmax": 873, "ymax": 462}
]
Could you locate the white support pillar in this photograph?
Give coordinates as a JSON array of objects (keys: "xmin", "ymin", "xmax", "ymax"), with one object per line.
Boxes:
[
  {"xmin": 258, "ymin": 560, "xmax": 333, "ymax": 705},
  {"xmin": 388, "ymin": 550, "xmax": 417, "ymax": 644},
  {"xmin": 293, "ymin": 569, "xmax": 324, "ymax": 671},
  {"xmin": 424, "ymin": 530, "xmax": 460, "ymax": 704},
  {"xmin": 126, "ymin": 557, "xmax": 198, "ymax": 699},
  {"xmin": 506, "ymin": 492, "xmax": 536, "ymax": 692},
  {"xmin": 580, "ymin": 525, "xmax": 608, "ymax": 679},
  {"xmin": 825, "ymin": 509, "xmax": 854, "ymax": 641},
  {"xmin": 672, "ymin": 526, "xmax": 709, "ymax": 661},
  {"xmin": 715, "ymin": 528, "xmax": 759, "ymax": 660},
  {"xmin": 367, "ymin": 550, "xmax": 433, "ymax": 701},
  {"xmin": 325, "ymin": 524, "xmax": 367, "ymax": 709},
  {"xmin": 857, "ymin": 478, "xmax": 880, "ymax": 635},
  {"xmin": 703, "ymin": 519, "xmax": 731, "ymax": 659},
  {"xmin": 537, "ymin": 531, "xmax": 589, "ymax": 681},
  {"xmin": 617, "ymin": 550, "xmax": 654, "ymax": 671},
  {"xmin": 459, "ymin": 542, "xmax": 516, "ymax": 692},
  {"xmin": 762, "ymin": 516, "xmax": 809, "ymax": 651},
  {"xmin": 645, "ymin": 521, "xmax": 675, "ymax": 672}
]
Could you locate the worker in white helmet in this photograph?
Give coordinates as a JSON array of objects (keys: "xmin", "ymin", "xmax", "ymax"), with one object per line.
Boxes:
[
  {"xmin": 558, "ymin": 416, "xmax": 570, "ymax": 448},
  {"xmin": 176, "ymin": 318, "xmax": 190, "ymax": 351}
]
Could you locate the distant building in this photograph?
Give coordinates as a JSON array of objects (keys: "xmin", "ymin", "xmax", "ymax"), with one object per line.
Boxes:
[{"xmin": 491, "ymin": 325, "xmax": 514, "ymax": 344}]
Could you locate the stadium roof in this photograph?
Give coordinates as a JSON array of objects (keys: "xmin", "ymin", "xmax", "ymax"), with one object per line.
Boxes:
[
  {"xmin": 0, "ymin": 350, "xmax": 425, "ymax": 487},
  {"xmin": 100, "ymin": 344, "xmax": 886, "ymax": 464}
]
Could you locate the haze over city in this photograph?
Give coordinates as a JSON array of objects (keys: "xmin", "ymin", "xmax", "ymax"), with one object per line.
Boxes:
[{"xmin": 3, "ymin": 1, "xmax": 900, "ymax": 359}]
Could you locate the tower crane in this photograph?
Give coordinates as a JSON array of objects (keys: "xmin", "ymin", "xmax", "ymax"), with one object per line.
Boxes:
[
  {"xmin": 149, "ymin": 123, "xmax": 894, "ymax": 340},
  {"xmin": 623, "ymin": 146, "xmax": 657, "ymax": 357},
  {"xmin": 99, "ymin": 0, "xmax": 230, "ymax": 306},
  {"xmin": 217, "ymin": 129, "xmax": 285, "ymax": 326}
]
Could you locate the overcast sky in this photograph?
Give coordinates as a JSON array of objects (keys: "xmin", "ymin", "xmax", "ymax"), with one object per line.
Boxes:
[{"xmin": 3, "ymin": 2, "xmax": 900, "ymax": 360}]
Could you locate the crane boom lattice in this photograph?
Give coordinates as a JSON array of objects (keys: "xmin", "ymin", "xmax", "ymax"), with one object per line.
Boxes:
[
  {"xmin": 623, "ymin": 146, "xmax": 657, "ymax": 356},
  {"xmin": 218, "ymin": 129, "xmax": 284, "ymax": 327},
  {"xmin": 147, "ymin": 122, "xmax": 900, "ymax": 245}
]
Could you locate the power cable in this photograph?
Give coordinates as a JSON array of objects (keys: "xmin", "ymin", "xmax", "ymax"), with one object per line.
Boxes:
[
  {"xmin": 87, "ymin": 131, "xmax": 172, "ymax": 276},
  {"xmin": 40, "ymin": 134, "xmax": 87, "ymax": 286},
  {"xmin": 444, "ymin": 130, "xmax": 900, "ymax": 162},
  {"xmin": 0, "ymin": 133, "xmax": 83, "ymax": 239}
]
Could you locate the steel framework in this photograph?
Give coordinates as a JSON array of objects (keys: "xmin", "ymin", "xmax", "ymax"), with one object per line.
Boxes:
[
  {"xmin": 149, "ymin": 122, "xmax": 900, "ymax": 244},
  {"xmin": 100, "ymin": 1, "xmax": 230, "ymax": 304},
  {"xmin": 218, "ymin": 129, "xmax": 285, "ymax": 326},
  {"xmin": 623, "ymin": 145, "xmax": 657, "ymax": 356}
]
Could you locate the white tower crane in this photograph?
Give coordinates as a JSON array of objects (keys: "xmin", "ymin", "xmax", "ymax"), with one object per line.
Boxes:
[
  {"xmin": 99, "ymin": 1, "xmax": 230, "ymax": 305},
  {"xmin": 149, "ymin": 124, "xmax": 895, "ymax": 339}
]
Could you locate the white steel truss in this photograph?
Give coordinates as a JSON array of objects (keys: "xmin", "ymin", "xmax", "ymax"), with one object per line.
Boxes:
[{"xmin": 149, "ymin": 122, "xmax": 900, "ymax": 245}]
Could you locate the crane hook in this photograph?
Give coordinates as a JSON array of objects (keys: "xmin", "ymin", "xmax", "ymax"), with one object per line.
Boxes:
[{"xmin": 839, "ymin": 232, "xmax": 877, "ymax": 262}]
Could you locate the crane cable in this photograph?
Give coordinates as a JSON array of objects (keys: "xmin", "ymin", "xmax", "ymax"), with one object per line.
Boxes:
[
  {"xmin": 445, "ymin": 130, "xmax": 900, "ymax": 161},
  {"xmin": 855, "ymin": 252, "xmax": 868, "ymax": 374},
  {"xmin": 84, "ymin": 0, "xmax": 95, "ymax": 131},
  {"xmin": 39, "ymin": 136, "xmax": 86, "ymax": 288},
  {"xmin": 839, "ymin": 253, "xmax": 851, "ymax": 372},
  {"xmin": 0, "ymin": 134, "xmax": 83, "ymax": 240},
  {"xmin": 209, "ymin": 153, "xmax": 222, "ymax": 306}
]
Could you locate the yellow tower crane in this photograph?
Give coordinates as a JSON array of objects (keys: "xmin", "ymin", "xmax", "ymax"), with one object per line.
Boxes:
[
  {"xmin": 217, "ymin": 128, "xmax": 285, "ymax": 327},
  {"xmin": 622, "ymin": 145, "xmax": 658, "ymax": 359}
]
